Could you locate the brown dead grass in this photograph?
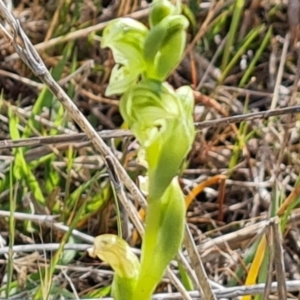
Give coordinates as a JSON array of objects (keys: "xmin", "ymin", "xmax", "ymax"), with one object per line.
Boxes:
[{"xmin": 1, "ymin": 0, "xmax": 300, "ymax": 299}]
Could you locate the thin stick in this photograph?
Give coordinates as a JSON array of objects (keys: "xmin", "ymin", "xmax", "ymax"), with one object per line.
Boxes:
[
  {"xmin": 271, "ymin": 218, "xmax": 287, "ymax": 299},
  {"xmin": 0, "ymin": 243, "xmax": 91, "ymax": 254},
  {"xmin": 3, "ymin": 103, "xmax": 300, "ymax": 149},
  {"xmin": 184, "ymin": 224, "xmax": 217, "ymax": 300},
  {"xmin": 270, "ymin": 34, "xmax": 290, "ymax": 110},
  {"xmin": 5, "ymin": 8, "xmax": 150, "ymax": 61},
  {"xmin": 194, "ymin": 104, "xmax": 300, "ymax": 129},
  {"xmin": 7, "ymin": 280, "xmax": 300, "ymax": 300},
  {"xmin": 0, "ymin": 129, "xmax": 132, "ymax": 149},
  {"xmin": 263, "ymin": 222, "xmax": 273, "ymax": 300}
]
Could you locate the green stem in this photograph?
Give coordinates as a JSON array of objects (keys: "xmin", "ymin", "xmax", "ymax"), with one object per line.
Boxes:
[{"xmin": 133, "ymin": 179, "xmax": 185, "ymax": 300}]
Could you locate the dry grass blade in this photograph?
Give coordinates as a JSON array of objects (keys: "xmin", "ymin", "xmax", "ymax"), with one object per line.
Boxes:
[
  {"xmin": 185, "ymin": 0, "xmax": 224, "ymax": 56},
  {"xmin": 271, "ymin": 218, "xmax": 287, "ymax": 298},
  {"xmin": 104, "ymin": 156, "xmax": 144, "ymax": 236},
  {"xmin": 0, "ymin": 129, "xmax": 132, "ymax": 149},
  {"xmin": 3, "ymin": 104, "xmax": 300, "ymax": 150},
  {"xmin": 277, "ymin": 182, "xmax": 300, "ymax": 217},
  {"xmin": 194, "ymin": 105, "xmax": 300, "ymax": 129},
  {"xmin": 150, "ymin": 281, "xmax": 300, "ymax": 299},
  {"xmin": 5, "ymin": 8, "xmax": 150, "ymax": 61},
  {"xmin": 270, "ymin": 33, "xmax": 290, "ymax": 111},
  {"xmin": 263, "ymin": 224, "xmax": 274, "ymax": 300},
  {"xmin": 288, "ymin": 0, "xmax": 300, "ymax": 48},
  {"xmin": 0, "ymin": 243, "xmax": 91, "ymax": 254},
  {"xmin": 184, "ymin": 225, "xmax": 217, "ymax": 300},
  {"xmin": 6, "ymin": 280, "xmax": 300, "ymax": 300}
]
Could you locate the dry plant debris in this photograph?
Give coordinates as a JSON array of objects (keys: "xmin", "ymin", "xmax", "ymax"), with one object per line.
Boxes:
[{"xmin": 1, "ymin": 0, "xmax": 300, "ymax": 299}]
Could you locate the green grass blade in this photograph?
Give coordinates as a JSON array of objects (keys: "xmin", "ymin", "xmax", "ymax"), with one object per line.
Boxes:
[
  {"xmin": 9, "ymin": 107, "xmax": 45, "ymax": 206},
  {"xmin": 6, "ymin": 164, "xmax": 15, "ymax": 298},
  {"xmin": 219, "ymin": 24, "xmax": 265, "ymax": 84},
  {"xmin": 33, "ymin": 202, "xmax": 86, "ymax": 300},
  {"xmin": 239, "ymin": 26, "xmax": 272, "ymax": 87},
  {"xmin": 221, "ymin": 0, "xmax": 245, "ymax": 71},
  {"xmin": 178, "ymin": 261, "xmax": 194, "ymax": 291}
]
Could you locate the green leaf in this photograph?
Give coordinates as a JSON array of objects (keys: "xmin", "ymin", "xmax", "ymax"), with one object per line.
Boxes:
[
  {"xmin": 133, "ymin": 178, "xmax": 186, "ymax": 300},
  {"xmin": 59, "ymin": 237, "xmax": 77, "ymax": 265},
  {"xmin": 147, "ymin": 117, "xmax": 194, "ymax": 200},
  {"xmin": 182, "ymin": 3, "xmax": 197, "ymax": 34},
  {"xmin": 85, "ymin": 286, "xmax": 111, "ymax": 298},
  {"xmin": 8, "ymin": 108, "xmax": 45, "ymax": 205}
]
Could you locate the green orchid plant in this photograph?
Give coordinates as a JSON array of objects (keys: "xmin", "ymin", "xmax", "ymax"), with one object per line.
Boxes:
[{"xmin": 88, "ymin": 1, "xmax": 195, "ymax": 299}]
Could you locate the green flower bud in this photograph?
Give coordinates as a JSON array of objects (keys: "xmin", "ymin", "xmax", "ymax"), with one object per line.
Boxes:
[
  {"xmin": 88, "ymin": 234, "xmax": 140, "ymax": 300},
  {"xmin": 149, "ymin": 0, "xmax": 175, "ymax": 27},
  {"xmin": 143, "ymin": 15, "xmax": 189, "ymax": 81}
]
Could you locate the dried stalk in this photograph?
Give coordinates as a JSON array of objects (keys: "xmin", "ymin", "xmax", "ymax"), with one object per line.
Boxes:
[{"xmin": 3, "ymin": 103, "xmax": 300, "ymax": 149}]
